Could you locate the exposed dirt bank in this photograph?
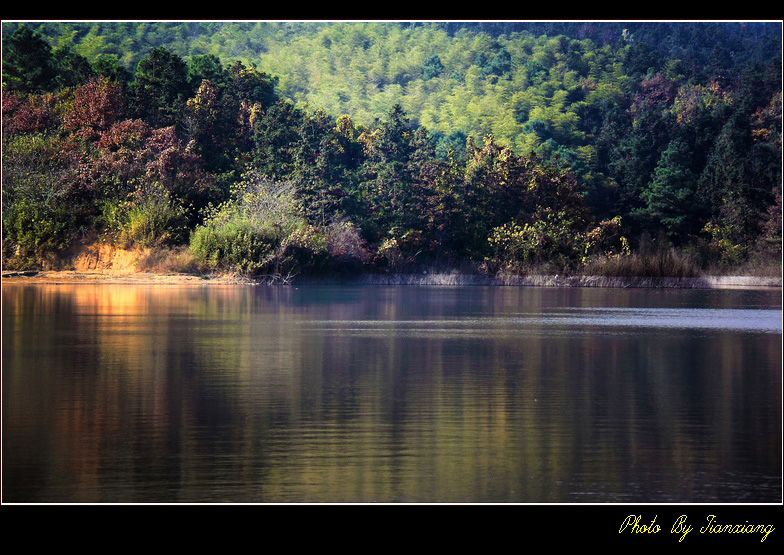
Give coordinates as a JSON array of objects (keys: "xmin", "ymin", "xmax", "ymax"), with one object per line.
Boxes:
[{"xmin": 3, "ymin": 243, "xmax": 252, "ymax": 285}]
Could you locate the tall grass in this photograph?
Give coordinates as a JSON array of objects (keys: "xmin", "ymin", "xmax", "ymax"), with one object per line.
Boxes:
[{"xmin": 582, "ymin": 249, "xmax": 703, "ymax": 278}]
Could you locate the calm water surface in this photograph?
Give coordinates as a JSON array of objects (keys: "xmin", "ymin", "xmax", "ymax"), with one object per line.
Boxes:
[{"xmin": 2, "ymin": 283, "xmax": 781, "ymax": 503}]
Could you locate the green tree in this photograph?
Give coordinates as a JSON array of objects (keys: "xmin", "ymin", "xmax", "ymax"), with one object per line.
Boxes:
[
  {"xmin": 93, "ymin": 55, "xmax": 133, "ymax": 86},
  {"xmin": 698, "ymin": 111, "xmax": 759, "ymax": 247},
  {"xmin": 188, "ymin": 54, "xmax": 228, "ymax": 90},
  {"xmin": 226, "ymin": 60, "xmax": 279, "ymax": 109},
  {"xmin": 422, "ymin": 54, "xmax": 444, "ymax": 80},
  {"xmin": 2, "ymin": 24, "xmax": 57, "ymax": 93},
  {"xmin": 608, "ymin": 98, "xmax": 672, "ymax": 234},
  {"xmin": 129, "ymin": 47, "xmax": 190, "ymax": 127},
  {"xmin": 251, "ymin": 100, "xmax": 305, "ymax": 178},
  {"xmin": 288, "ymin": 111, "xmax": 363, "ymax": 227},
  {"xmin": 357, "ymin": 104, "xmax": 420, "ymax": 243},
  {"xmin": 638, "ymin": 138, "xmax": 702, "ymax": 240},
  {"xmin": 488, "ymin": 208, "xmax": 589, "ymax": 272},
  {"xmin": 52, "ymin": 45, "xmax": 95, "ymax": 89},
  {"xmin": 483, "ymin": 48, "xmax": 512, "ymax": 78}
]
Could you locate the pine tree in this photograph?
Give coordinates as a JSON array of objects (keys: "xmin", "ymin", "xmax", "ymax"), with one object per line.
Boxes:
[
  {"xmin": 2, "ymin": 25, "xmax": 57, "ymax": 93},
  {"xmin": 639, "ymin": 138, "xmax": 701, "ymax": 240}
]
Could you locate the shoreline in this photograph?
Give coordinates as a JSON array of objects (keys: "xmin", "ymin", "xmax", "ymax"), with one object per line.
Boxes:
[{"xmin": 2, "ymin": 270, "xmax": 782, "ymax": 289}]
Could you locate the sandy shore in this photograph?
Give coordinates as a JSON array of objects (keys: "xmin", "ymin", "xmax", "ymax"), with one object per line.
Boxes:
[
  {"xmin": 3, "ymin": 270, "xmax": 781, "ymax": 289},
  {"xmin": 1, "ymin": 270, "xmax": 250, "ymax": 285}
]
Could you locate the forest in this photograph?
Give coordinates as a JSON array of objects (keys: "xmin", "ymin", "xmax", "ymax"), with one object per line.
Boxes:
[{"xmin": 2, "ymin": 21, "xmax": 782, "ymax": 280}]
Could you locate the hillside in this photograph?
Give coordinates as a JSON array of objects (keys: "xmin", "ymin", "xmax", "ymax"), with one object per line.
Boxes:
[{"xmin": 2, "ymin": 21, "xmax": 781, "ymax": 279}]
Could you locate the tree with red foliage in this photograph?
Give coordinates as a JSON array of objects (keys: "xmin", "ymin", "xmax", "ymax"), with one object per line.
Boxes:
[
  {"xmin": 2, "ymin": 92, "xmax": 59, "ymax": 135},
  {"xmin": 62, "ymin": 77, "xmax": 125, "ymax": 141}
]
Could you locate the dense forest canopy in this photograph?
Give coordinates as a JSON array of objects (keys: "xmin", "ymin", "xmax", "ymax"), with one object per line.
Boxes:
[{"xmin": 2, "ymin": 21, "xmax": 781, "ymax": 278}]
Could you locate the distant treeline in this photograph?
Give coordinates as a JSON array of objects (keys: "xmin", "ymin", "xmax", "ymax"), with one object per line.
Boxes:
[{"xmin": 2, "ymin": 22, "xmax": 781, "ymax": 278}]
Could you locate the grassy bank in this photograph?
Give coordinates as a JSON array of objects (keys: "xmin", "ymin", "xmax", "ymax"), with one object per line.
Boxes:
[{"xmin": 3, "ymin": 241, "xmax": 780, "ymax": 289}]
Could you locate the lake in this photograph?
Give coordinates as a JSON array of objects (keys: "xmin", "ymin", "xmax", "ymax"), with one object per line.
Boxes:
[{"xmin": 2, "ymin": 283, "xmax": 781, "ymax": 503}]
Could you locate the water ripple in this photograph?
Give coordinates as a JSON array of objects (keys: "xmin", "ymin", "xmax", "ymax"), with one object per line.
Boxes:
[{"xmin": 300, "ymin": 307, "xmax": 782, "ymax": 334}]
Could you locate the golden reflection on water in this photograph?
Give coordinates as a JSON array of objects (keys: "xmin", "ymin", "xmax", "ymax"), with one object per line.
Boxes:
[{"xmin": 2, "ymin": 283, "xmax": 781, "ymax": 503}]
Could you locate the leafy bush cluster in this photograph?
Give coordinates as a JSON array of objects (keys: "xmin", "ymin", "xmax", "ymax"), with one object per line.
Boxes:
[
  {"xmin": 488, "ymin": 208, "xmax": 589, "ymax": 272},
  {"xmin": 190, "ymin": 174, "xmax": 309, "ymax": 277}
]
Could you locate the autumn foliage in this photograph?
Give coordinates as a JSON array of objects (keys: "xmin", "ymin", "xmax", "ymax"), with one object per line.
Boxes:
[{"xmin": 2, "ymin": 23, "xmax": 781, "ymax": 277}]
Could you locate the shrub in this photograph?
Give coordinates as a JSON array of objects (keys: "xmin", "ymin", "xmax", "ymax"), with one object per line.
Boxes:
[
  {"xmin": 325, "ymin": 220, "xmax": 372, "ymax": 269},
  {"xmin": 585, "ymin": 216, "xmax": 630, "ymax": 257},
  {"xmin": 700, "ymin": 221, "xmax": 748, "ymax": 268},
  {"xmin": 190, "ymin": 217, "xmax": 284, "ymax": 275},
  {"xmin": 488, "ymin": 208, "xmax": 588, "ymax": 272},
  {"xmin": 4, "ymin": 197, "xmax": 78, "ymax": 267},
  {"xmin": 188, "ymin": 172, "xmax": 318, "ymax": 277},
  {"xmin": 375, "ymin": 237, "xmax": 405, "ymax": 270},
  {"xmin": 276, "ymin": 224, "xmax": 329, "ymax": 276},
  {"xmin": 2, "ymin": 132, "xmax": 92, "ymax": 267},
  {"xmin": 102, "ymin": 183, "xmax": 188, "ymax": 248}
]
